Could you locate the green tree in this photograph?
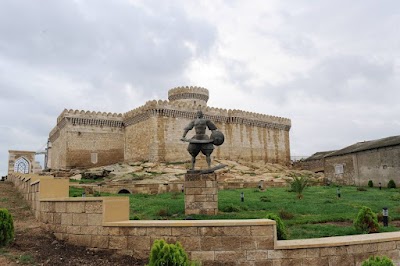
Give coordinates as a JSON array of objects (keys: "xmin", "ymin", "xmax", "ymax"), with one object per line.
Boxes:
[
  {"xmin": 354, "ymin": 206, "xmax": 379, "ymax": 234},
  {"xmin": 0, "ymin": 208, "xmax": 14, "ymax": 247},
  {"xmin": 288, "ymin": 175, "xmax": 309, "ymax": 199},
  {"xmin": 148, "ymin": 239, "xmax": 198, "ymax": 266}
]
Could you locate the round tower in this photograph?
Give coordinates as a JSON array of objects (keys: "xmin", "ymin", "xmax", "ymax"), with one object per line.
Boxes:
[{"xmin": 168, "ymin": 86, "xmax": 209, "ymax": 107}]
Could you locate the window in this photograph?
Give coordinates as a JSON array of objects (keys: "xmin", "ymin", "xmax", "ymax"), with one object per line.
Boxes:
[
  {"xmin": 14, "ymin": 157, "xmax": 30, "ymax": 173},
  {"xmin": 334, "ymin": 164, "xmax": 344, "ymax": 174},
  {"xmin": 91, "ymin": 153, "xmax": 98, "ymax": 164}
]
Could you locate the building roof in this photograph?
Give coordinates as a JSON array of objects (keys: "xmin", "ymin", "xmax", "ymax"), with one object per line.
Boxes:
[
  {"xmin": 304, "ymin": 151, "xmax": 336, "ymax": 161},
  {"xmin": 325, "ymin": 135, "xmax": 400, "ymax": 158}
]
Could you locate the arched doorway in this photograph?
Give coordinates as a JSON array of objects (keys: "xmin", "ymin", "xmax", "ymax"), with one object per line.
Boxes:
[
  {"xmin": 118, "ymin": 189, "xmax": 131, "ymax": 194},
  {"xmin": 13, "ymin": 157, "xmax": 30, "ymax": 174}
]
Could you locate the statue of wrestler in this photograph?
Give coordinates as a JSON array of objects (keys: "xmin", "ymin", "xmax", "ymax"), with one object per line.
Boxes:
[{"xmin": 181, "ymin": 110, "xmax": 217, "ymax": 169}]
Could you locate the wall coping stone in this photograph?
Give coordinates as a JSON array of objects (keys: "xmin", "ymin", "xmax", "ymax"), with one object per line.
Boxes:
[
  {"xmin": 276, "ymin": 231, "xmax": 400, "ymax": 249},
  {"xmin": 103, "ymin": 219, "xmax": 276, "ymax": 227}
]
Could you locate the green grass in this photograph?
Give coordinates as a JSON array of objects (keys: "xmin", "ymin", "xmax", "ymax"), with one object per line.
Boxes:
[{"xmin": 70, "ymin": 185, "xmax": 400, "ymax": 239}]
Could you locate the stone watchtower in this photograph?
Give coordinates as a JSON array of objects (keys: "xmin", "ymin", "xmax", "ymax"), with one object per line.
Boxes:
[{"xmin": 168, "ymin": 86, "xmax": 209, "ymax": 107}]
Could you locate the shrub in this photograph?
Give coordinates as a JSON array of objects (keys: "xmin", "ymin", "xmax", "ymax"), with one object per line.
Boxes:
[
  {"xmin": 368, "ymin": 180, "xmax": 373, "ymax": 188},
  {"xmin": 148, "ymin": 239, "xmax": 198, "ymax": 266},
  {"xmin": 354, "ymin": 206, "xmax": 379, "ymax": 233},
  {"xmin": 266, "ymin": 213, "xmax": 288, "ymax": 240},
  {"xmin": 260, "ymin": 196, "xmax": 271, "ymax": 202},
  {"xmin": 278, "ymin": 209, "xmax": 294, "ymax": 220},
  {"xmin": 157, "ymin": 208, "xmax": 170, "ymax": 217},
  {"xmin": 222, "ymin": 204, "xmax": 241, "ymax": 212},
  {"xmin": 387, "ymin": 180, "xmax": 396, "ymax": 189},
  {"xmin": 357, "ymin": 187, "xmax": 367, "ymax": 191},
  {"xmin": 0, "ymin": 208, "xmax": 14, "ymax": 247},
  {"xmin": 362, "ymin": 255, "xmax": 394, "ymax": 266}
]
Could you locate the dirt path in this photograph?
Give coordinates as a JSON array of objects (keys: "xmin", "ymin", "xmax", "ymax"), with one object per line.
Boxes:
[{"xmin": 0, "ymin": 181, "xmax": 146, "ymax": 265}]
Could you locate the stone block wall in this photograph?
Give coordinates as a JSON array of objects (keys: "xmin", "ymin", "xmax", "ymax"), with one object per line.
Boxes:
[
  {"xmin": 185, "ymin": 173, "xmax": 218, "ymax": 215},
  {"xmin": 8, "ymin": 172, "xmax": 400, "ymax": 265}
]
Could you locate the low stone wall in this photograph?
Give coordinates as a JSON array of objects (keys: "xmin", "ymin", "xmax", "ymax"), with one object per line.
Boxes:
[{"xmin": 8, "ymin": 173, "xmax": 400, "ymax": 265}]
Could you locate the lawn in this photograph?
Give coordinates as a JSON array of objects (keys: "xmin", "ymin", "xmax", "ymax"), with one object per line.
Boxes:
[{"xmin": 70, "ymin": 184, "xmax": 400, "ymax": 239}]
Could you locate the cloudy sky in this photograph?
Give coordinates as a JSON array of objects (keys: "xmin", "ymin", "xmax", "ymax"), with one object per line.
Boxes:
[{"xmin": 1, "ymin": 0, "xmax": 399, "ymax": 176}]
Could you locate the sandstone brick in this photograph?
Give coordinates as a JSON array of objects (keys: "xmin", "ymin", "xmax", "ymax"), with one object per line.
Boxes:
[
  {"xmin": 254, "ymin": 236, "xmax": 274, "ymax": 249},
  {"xmin": 302, "ymin": 257, "xmax": 329, "ymax": 266},
  {"xmin": 251, "ymin": 225, "xmax": 274, "ymax": 236},
  {"xmin": 241, "ymin": 236, "xmax": 257, "ymax": 250},
  {"xmin": 67, "ymin": 226, "xmax": 81, "ymax": 234},
  {"xmin": 190, "ymin": 251, "xmax": 215, "ymax": 261},
  {"xmin": 254, "ymin": 261, "xmax": 273, "ymax": 266},
  {"xmin": 85, "ymin": 201, "xmax": 103, "ymax": 213},
  {"xmin": 66, "ymin": 202, "xmax": 85, "ymax": 213},
  {"xmin": 120, "ymin": 227, "xmax": 147, "ymax": 236},
  {"xmin": 220, "ymin": 236, "xmax": 241, "ymax": 250},
  {"xmin": 347, "ymin": 244, "xmax": 377, "ymax": 254},
  {"xmin": 91, "ymin": 235, "xmax": 109, "ymax": 249},
  {"xmin": 147, "ymin": 227, "xmax": 172, "ymax": 236},
  {"xmin": 186, "ymin": 180, "xmax": 206, "ymax": 188},
  {"xmin": 127, "ymin": 236, "xmax": 151, "ymax": 251},
  {"xmin": 54, "ymin": 202, "xmax": 67, "ymax": 213},
  {"xmin": 328, "ymin": 255, "xmax": 355, "ymax": 266},
  {"xmin": 247, "ymin": 250, "xmax": 268, "ymax": 261},
  {"xmin": 87, "ymin": 213, "xmax": 102, "ymax": 226},
  {"xmin": 320, "ymin": 246, "xmax": 348, "ymax": 256},
  {"xmin": 83, "ymin": 225, "xmax": 98, "ymax": 235},
  {"xmin": 109, "ymin": 236, "xmax": 128, "ymax": 250},
  {"xmin": 176, "ymin": 236, "xmax": 201, "ymax": 251},
  {"xmin": 267, "ymin": 250, "xmax": 285, "ymax": 259},
  {"xmin": 214, "ymin": 251, "xmax": 246, "ymax": 262},
  {"xmin": 72, "ymin": 213, "xmax": 88, "ymax": 226},
  {"xmin": 97, "ymin": 226, "xmax": 110, "ymax": 235},
  {"xmin": 53, "ymin": 213, "xmax": 62, "ymax": 224},
  {"xmin": 377, "ymin": 241, "xmax": 396, "ymax": 251},
  {"xmin": 306, "ymin": 248, "xmax": 320, "ymax": 258},
  {"xmin": 171, "ymin": 227, "xmax": 198, "ymax": 236},
  {"xmin": 200, "ymin": 237, "xmax": 222, "ymax": 251},
  {"xmin": 61, "ymin": 213, "xmax": 72, "ymax": 225},
  {"xmin": 108, "ymin": 227, "xmax": 120, "ymax": 236},
  {"xmin": 41, "ymin": 212, "xmax": 54, "ymax": 224}
]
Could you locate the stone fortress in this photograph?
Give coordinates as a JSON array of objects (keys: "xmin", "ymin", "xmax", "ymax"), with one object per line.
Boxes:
[{"xmin": 48, "ymin": 86, "xmax": 291, "ymax": 170}]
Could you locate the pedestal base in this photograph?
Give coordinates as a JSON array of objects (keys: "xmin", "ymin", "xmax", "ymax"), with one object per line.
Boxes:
[{"xmin": 184, "ymin": 172, "xmax": 218, "ymax": 215}]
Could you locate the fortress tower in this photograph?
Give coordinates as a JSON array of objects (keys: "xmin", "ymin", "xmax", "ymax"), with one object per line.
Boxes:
[{"xmin": 168, "ymin": 86, "xmax": 209, "ymax": 107}]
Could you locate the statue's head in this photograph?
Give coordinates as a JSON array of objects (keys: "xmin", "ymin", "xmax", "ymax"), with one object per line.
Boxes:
[{"xmin": 196, "ymin": 110, "xmax": 203, "ymax": 118}]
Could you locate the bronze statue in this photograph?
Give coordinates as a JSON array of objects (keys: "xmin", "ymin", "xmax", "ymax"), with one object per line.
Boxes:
[{"xmin": 181, "ymin": 111, "xmax": 224, "ymax": 170}]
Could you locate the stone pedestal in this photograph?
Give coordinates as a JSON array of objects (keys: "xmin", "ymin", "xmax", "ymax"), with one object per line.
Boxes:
[{"xmin": 184, "ymin": 172, "xmax": 218, "ymax": 215}]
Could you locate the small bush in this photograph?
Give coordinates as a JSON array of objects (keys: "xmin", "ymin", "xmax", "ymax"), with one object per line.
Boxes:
[
  {"xmin": 354, "ymin": 206, "xmax": 379, "ymax": 233},
  {"xmin": 368, "ymin": 180, "xmax": 373, "ymax": 188},
  {"xmin": 362, "ymin": 255, "xmax": 394, "ymax": 266},
  {"xmin": 0, "ymin": 208, "xmax": 14, "ymax": 247},
  {"xmin": 222, "ymin": 204, "xmax": 241, "ymax": 212},
  {"xmin": 278, "ymin": 209, "xmax": 294, "ymax": 220},
  {"xmin": 157, "ymin": 208, "xmax": 170, "ymax": 217},
  {"xmin": 387, "ymin": 180, "xmax": 396, "ymax": 189},
  {"xmin": 148, "ymin": 239, "xmax": 198, "ymax": 266},
  {"xmin": 260, "ymin": 196, "xmax": 271, "ymax": 202},
  {"xmin": 266, "ymin": 213, "xmax": 288, "ymax": 240},
  {"xmin": 287, "ymin": 175, "xmax": 309, "ymax": 199},
  {"xmin": 357, "ymin": 187, "xmax": 367, "ymax": 191}
]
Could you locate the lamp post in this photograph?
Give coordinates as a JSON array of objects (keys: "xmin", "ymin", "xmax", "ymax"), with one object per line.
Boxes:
[
  {"xmin": 241, "ymin": 192, "xmax": 244, "ymax": 202},
  {"xmin": 383, "ymin": 207, "xmax": 388, "ymax": 227},
  {"xmin": 379, "ymin": 182, "xmax": 382, "ymax": 190},
  {"xmin": 336, "ymin": 187, "xmax": 341, "ymax": 198}
]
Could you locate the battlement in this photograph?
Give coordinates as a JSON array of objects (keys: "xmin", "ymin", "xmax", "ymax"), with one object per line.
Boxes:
[
  {"xmin": 123, "ymin": 99, "xmax": 291, "ymax": 129},
  {"xmin": 56, "ymin": 109, "xmax": 123, "ymax": 124},
  {"xmin": 168, "ymin": 86, "xmax": 209, "ymax": 105}
]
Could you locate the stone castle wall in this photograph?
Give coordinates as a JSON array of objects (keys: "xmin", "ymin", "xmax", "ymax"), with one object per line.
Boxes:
[
  {"xmin": 123, "ymin": 99, "xmax": 290, "ymax": 165},
  {"xmin": 49, "ymin": 110, "xmax": 124, "ymax": 169}
]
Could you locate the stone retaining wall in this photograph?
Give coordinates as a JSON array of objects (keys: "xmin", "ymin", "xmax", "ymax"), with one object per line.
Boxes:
[{"xmin": 7, "ymin": 173, "xmax": 400, "ymax": 265}]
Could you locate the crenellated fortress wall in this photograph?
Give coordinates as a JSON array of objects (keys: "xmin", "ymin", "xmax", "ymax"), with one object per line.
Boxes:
[
  {"xmin": 48, "ymin": 86, "xmax": 291, "ymax": 169},
  {"xmin": 49, "ymin": 109, "xmax": 125, "ymax": 169}
]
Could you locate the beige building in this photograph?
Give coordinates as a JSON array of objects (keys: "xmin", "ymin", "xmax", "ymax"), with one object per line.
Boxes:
[
  {"xmin": 48, "ymin": 86, "xmax": 291, "ymax": 170},
  {"xmin": 324, "ymin": 135, "xmax": 400, "ymax": 186}
]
